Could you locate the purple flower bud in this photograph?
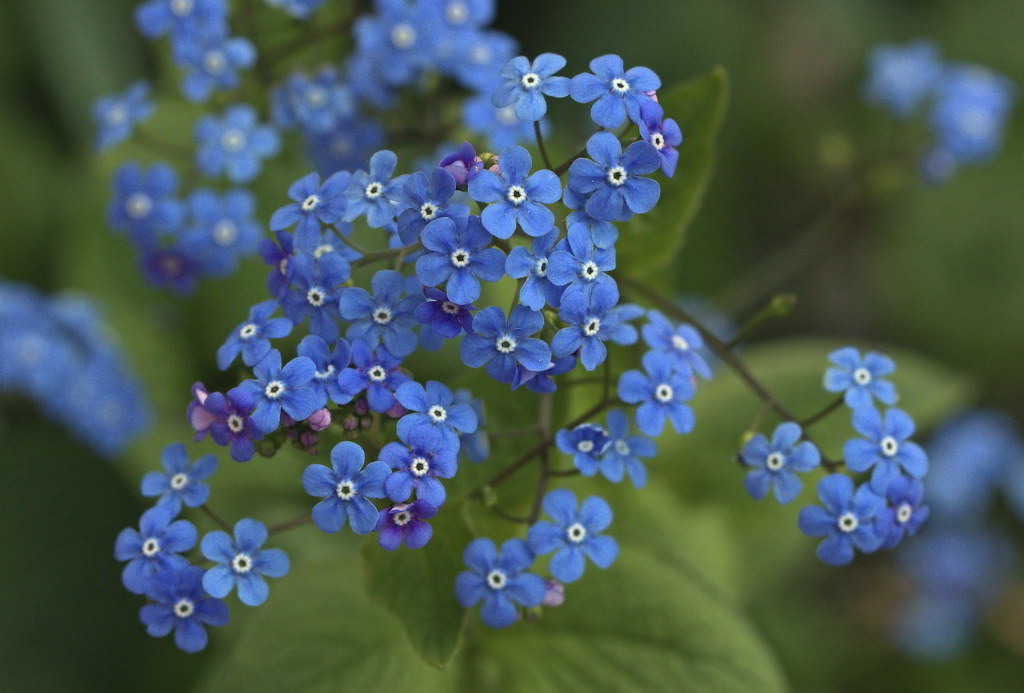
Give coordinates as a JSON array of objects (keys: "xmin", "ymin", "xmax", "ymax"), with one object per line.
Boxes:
[
  {"xmin": 644, "ymin": 89, "xmax": 659, "ymax": 103},
  {"xmin": 307, "ymin": 407, "xmax": 332, "ymax": 431},
  {"xmin": 187, "ymin": 382, "xmax": 219, "ymax": 440},
  {"xmin": 353, "ymin": 398, "xmax": 369, "ymax": 416},
  {"xmin": 386, "ymin": 402, "xmax": 407, "ymax": 419},
  {"xmin": 359, "ymin": 416, "xmax": 373, "ymax": 429},
  {"xmin": 439, "ymin": 141, "xmax": 483, "ymax": 187},
  {"xmin": 280, "ymin": 412, "xmax": 297, "ymax": 427},
  {"xmin": 299, "ymin": 431, "xmax": 318, "ymax": 450},
  {"xmin": 342, "ymin": 415, "xmax": 359, "ymax": 431},
  {"xmin": 541, "ymin": 579, "xmax": 565, "ymax": 607}
]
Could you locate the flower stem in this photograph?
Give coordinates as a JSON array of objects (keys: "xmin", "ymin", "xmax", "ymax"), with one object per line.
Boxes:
[
  {"xmin": 267, "ymin": 513, "xmax": 313, "ymax": 536},
  {"xmin": 800, "ymin": 395, "xmax": 845, "ymax": 428},
  {"xmin": 351, "ymin": 242, "xmax": 421, "ymax": 267},
  {"xmin": 199, "ymin": 505, "xmax": 232, "ymax": 532},
  {"xmin": 534, "ymin": 121, "xmax": 554, "ymax": 171}
]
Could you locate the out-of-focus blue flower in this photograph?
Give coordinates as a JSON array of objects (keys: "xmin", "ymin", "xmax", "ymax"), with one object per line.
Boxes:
[
  {"xmin": 93, "ymin": 81, "xmax": 153, "ymax": 149},
  {"xmin": 445, "ymin": 30, "xmax": 517, "ymax": 93},
  {"xmin": 527, "ymin": 489, "xmax": 618, "ymax": 583},
  {"xmin": 173, "ymin": 30, "xmax": 255, "ymax": 102},
  {"xmin": 265, "ymin": 0, "xmax": 324, "ymax": 20},
  {"xmin": 183, "ymin": 189, "xmax": 261, "ymax": 276},
  {"xmin": 141, "ymin": 443, "xmax": 217, "ymax": 513},
  {"xmin": 567, "ymin": 132, "xmax": 661, "ymax": 222},
  {"xmin": 741, "ymin": 422, "xmax": 820, "ymax": 504},
  {"xmin": 823, "ymin": 346, "xmax": 897, "ymax": 411},
  {"xmin": 352, "ymin": 0, "xmax": 440, "ymax": 86},
  {"xmin": 863, "ymin": 40, "xmax": 943, "ymax": 118},
  {"xmin": 844, "ymin": 406, "xmax": 928, "ymax": 493},
  {"xmin": 195, "ymin": 105, "xmax": 279, "ymax": 183},
  {"xmin": 469, "ymin": 145, "xmax": 561, "ymax": 238},
  {"xmin": 492, "ymin": 53, "xmax": 570, "ymax": 121},
  {"xmin": 455, "ymin": 537, "xmax": 545, "ymax": 628},
  {"xmin": 463, "ymin": 93, "xmax": 538, "ymax": 150},
  {"xmin": 569, "ymin": 53, "xmax": 660, "ymax": 128},
  {"xmin": 454, "ymin": 389, "xmax": 489, "ymax": 462},
  {"xmin": 930, "ymin": 64, "xmax": 1016, "ymax": 165},
  {"xmin": 272, "ymin": 67, "xmax": 356, "ymax": 133},
  {"xmin": 108, "ymin": 162, "xmax": 184, "ymax": 245},
  {"xmin": 641, "ymin": 310, "xmax": 711, "ymax": 380},
  {"xmin": 135, "ymin": 0, "xmax": 227, "ymax": 40},
  {"xmin": 798, "ymin": 474, "xmax": 886, "ymax": 565},
  {"xmin": 303, "ymin": 441, "xmax": 390, "ymax": 534}
]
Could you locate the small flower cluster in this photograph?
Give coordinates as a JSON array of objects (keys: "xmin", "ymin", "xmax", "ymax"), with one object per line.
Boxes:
[
  {"xmin": 863, "ymin": 39, "xmax": 1017, "ymax": 183},
  {"xmin": 890, "ymin": 411, "xmax": 1024, "ymax": 658},
  {"xmin": 0, "ymin": 280, "xmax": 149, "ymax": 456}
]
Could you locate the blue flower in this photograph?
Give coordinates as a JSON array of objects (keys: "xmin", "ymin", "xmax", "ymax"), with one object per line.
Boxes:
[
  {"xmin": 863, "ymin": 40, "xmax": 942, "ymax": 118},
  {"xmin": 141, "ymin": 443, "xmax": 217, "ymax": 513},
  {"xmin": 641, "ymin": 310, "xmax": 711, "ymax": 380},
  {"xmin": 271, "ymin": 66, "xmax": 356, "ymax": 133},
  {"xmin": 468, "ymin": 145, "xmax": 561, "ymax": 238},
  {"xmin": 555, "ymin": 423, "xmax": 610, "ymax": 475},
  {"xmin": 741, "ymin": 422, "xmax": 820, "ymax": 504},
  {"xmin": 375, "ymin": 500, "xmax": 438, "ymax": 550},
  {"xmin": 552, "ymin": 282, "xmax": 635, "ymax": 371},
  {"xmin": 303, "ymin": 441, "xmax": 390, "ymax": 534},
  {"xmin": 416, "ymin": 215, "xmax": 506, "ymax": 304},
  {"xmin": 352, "ymin": 2, "xmax": 439, "ymax": 86},
  {"xmin": 453, "ymin": 388, "xmax": 489, "ymax": 462},
  {"xmin": 139, "ymin": 565, "xmax": 229, "ymax": 653},
  {"xmin": 824, "ymin": 346, "xmax": 897, "ymax": 410},
  {"xmin": 515, "ymin": 354, "xmax": 576, "ymax": 394},
  {"xmin": 844, "ymin": 406, "xmax": 929, "ymax": 493},
  {"xmin": 195, "ymin": 104, "xmax": 279, "ymax": 183},
  {"xmin": 446, "ymin": 30, "xmax": 517, "ymax": 93},
  {"xmin": 414, "ymin": 287, "xmax": 475, "ymax": 340},
  {"xmin": 396, "ymin": 167, "xmax": 466, "ymax": 244},
  {"xmin": 598, "ymin": 409, "xmax": 656, "ymax": 486},
  {"xmin": 342, "ymin": 150, "xmax": 406, "ymax": 228},
  {"xmin": 93, "ymin": 81, "xmax": 152, "ymax": 149},
  {"xmin": 547, "ymin": 223, "xmax": 617, "ymax": 304},
  {"xmin": 462, "ymin": 94, "xmax": 538, "ymax": 150},
  {"xmin": 567, "ymin": 132, "xmax": 661, "ymax": 222},
  {"xmin": 338, "ymin": 269, "xmax": 422, "ymax": 358},
  {"xmin": 140, "ymin": 244, "xmax": 203, "ymax": 295},
  {"xmin": 108, "ymin": 162, "xmax": 184, "ymax": 244},
  {"xmin": 637, "ymin": 100, "xmax": 682, "ymax": 177},
  {"xmin": 135, "ymin": 0, "xmax": 227, "ymax": 39},
  {"xmin": 527, "ymin": 489, "xmax": 618, "ymax": 583},
  {"xmin": 395, "ymin": 380, "xmax": 478, "ymax": 450},
  {"xmin": 562, "ymin": 185, "xmax": 618, "ymax": 250},
  {"xmin": 798, "ymin": 474, "xmax": 887, "ymax": 566},
  {"xmin": 491, "ymin": 53, "xmax": 570, "ymax": 121},
  {"xmin": 336, "ymin": 339, "xmax": 410, "ymax": 412},
  {"xmin": 265, "ymin": 0, "xmax": 324, "ymax": 20},
  {"xmin": 504, "ymin": 229, "xmax": 565, "ymax": 311},
  {"xmin": 438, "ymin": 141, "xmax": 485, "ymax": 187},
  {"xmin": 217, "ymin": 300, "xmax": 293, "ymax": 370},
  {"xmin": 455, "ymin": 537, "xmax": 546, "ymax": 628},
  {"xmin": 269, "ymin": 171, "xmax": 350, "ymax": 252},
  {"xmin": 435, "ymin": 0, "xmax": 495, "ymax": 30},
  {"xmin": 239, "ymin": 349, "xmax": 323, "ymax": 433},
  {"xmin": 380, "ymin": 424, "xmax": 458, "ymax": 507},
  {"xmin": 297, "ymin": 335, "xmax": 352, "ymax": 405},
  {"xmin": 930, "ymin": 65, "xmax": 1016, "ymax": 165},
  {"xmin": 200, "ymin": 386, "xmax": 263, "ymax": 462},
  {"xmin": 879, "ymin": 475, "xmax": 929, "ymax": 550},
  {"xmin": 569, "ymin": 54, "xmax": 661, "ymax": 128},
  {"xmin": 617, "ymin": 351, "xmax": 696, "ymax": 436},
  {"xmin": 201, "ymin": 519, "xmax": 289, "ymax": 607},
  {"xmin": 115, "ymin": 504, "xmax": 197, "ymax": 594},
  {"xmin": 306, "ymin": 118, "xmax": 386, "ymax": 174},
  {"xmin": 172, "ymin": 30, "xmax": 255, "ymax": 102},
  {"xmin": 182, "ymin": 188, "xmax": 261, "ymax": 276},
  {"xmin": 281, "ymin": 252, "xmax": 350, "ymax": 341},
  {"xmin": 460, "ymin": 306, "xmax": 552, "ymax": 384},
  {"xmin": 259, "ymin": 230, "xmax": 295, "ymax": 299}
]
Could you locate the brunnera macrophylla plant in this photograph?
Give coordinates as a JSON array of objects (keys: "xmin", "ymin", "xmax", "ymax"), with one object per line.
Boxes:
[{"xmin": 96, "ymin": 2, "xmax": 1009, "ymax": 659}]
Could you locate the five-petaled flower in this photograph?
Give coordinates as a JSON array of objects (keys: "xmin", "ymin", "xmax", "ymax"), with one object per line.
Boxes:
[
  {"xmin": 824, "ymin": 346, "xmax": 898, "ymax": 410},
  {"xmin": 491, "ymin": 53, "xmax": 571, "ymax": 122},
  {"xmin": 741, "ymin": 422, "xmax": 821, "ymax": 504},
  {"xmin": 569, "ymin": 53, "xmax": 661, "ymax": 128},
  {"xmin": 142, "ymin": 443, "xmax": 217, "ymax": 513},
  {"xmin": 567, "ymin": 132, "xmax": 661, "ymax": 222},
  {"xmin": 460, "ymin": 306, "xmax": 553, "ymax": 385},
  {"xmin": 115, "ymin": 504, "xmax": 197, "ymax": 594},
  {"xmin": 468, "ymin": 145, "xmax": 562, "ymax": 238},
  {"xmin": 303, "ymin": 441, "xmax": 391, "ymax": 534},
  {"xmin": 798, "ymin": 474, "xmax": 887, "ymax": 566},
  {"xmin": 617, "ymin": 351, "xmax": 696, "ymax": 436},
  {"xmin": 201, "ymin": 519, "xmax": 290, "ymax": 606},
  {"xmin": 239, "ymin": 349, "xmax": 323, "ymax": 433},
  {"xmin": 844, "ymin": 406, "xmax": 929, "ymax": 493},
  {"xmin": 527, "ymin": 489, "xmax": 618, "ymax": 583},
  {"xmin": 455, "ymin": 537, "xmax": 546, "ymax": 628}
]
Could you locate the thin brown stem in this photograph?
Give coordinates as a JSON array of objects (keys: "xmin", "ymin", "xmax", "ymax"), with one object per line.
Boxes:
[
  {"xmin": 534, "ymin": 121, "xmax": 554, "ymax": 171},
  {"xmin": 352, "ymin": 242, "xmax": 421, "ymax": 267},
  {"xmin": 267, "ymin": 513, "xmax": 312, "ymax": 535},
  {"xmin": 800, "ymin": 395, "xmax": 845, "ymax": 428},
  {"xmin": 199, "ymin": 505, "xmax": 232, "ymax": 532}
]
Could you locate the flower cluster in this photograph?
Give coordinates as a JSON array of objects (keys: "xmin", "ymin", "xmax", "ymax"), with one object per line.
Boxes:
[
  {"xmin": 863, "ymin": 39, "xmax": 1017, "ymax": 183},
  {"xmin": 0, "ymin": 280, "xmax": 149, "ymax": 456}
]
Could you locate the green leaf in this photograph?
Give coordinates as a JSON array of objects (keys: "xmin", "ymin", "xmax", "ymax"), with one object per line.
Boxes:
[
  {"xmin": 361, "ymin": 503, "xmax": 474, "ymax": 668},
  {"xmin": 618, "ymin": 65, "xmax": 730, "ymax": 272}
]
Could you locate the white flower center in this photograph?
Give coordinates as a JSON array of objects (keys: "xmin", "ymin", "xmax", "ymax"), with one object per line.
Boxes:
[
  {"xmin": 580, "ymin": 261, "xmax": 599, "ymax": 281},
  {"xmin": 170, "ymin": 0, "xmax": 194, "ymax": 17},
  {"xmin": 212, "ymin": 219, "xmax": 238, "ymax": 246},
  {"xmin": 495, "ymin": 334, "xmax": 517, "ymax": 354},
  {"xmin": 313, "ymin": 244, "xmax": 334, "ymax": 259},
  {"xmin": 896, "ymin": 503, "xmax": 913, "ymax": 524},
  {"xmin": 419, "ymin": 202, "xmax": 438, "ymax": 220},
  {"xmin": 450, "ymin": 248, "xmax": 471, "ymax": 268},
  {"xmin": 428, "ymin": 405, "xmax": 448, "ymax": 423},
  {"xmin": 584, "ymin": 317, "xmax": 601, "ymax": 336},
  {"xmin": 372, "ymin": 306, "xmax": 393, "ymax": 325},
  {"xmin": 305, "ymin": 86, "xmax": 328, "ymax": 107},
  {"xmin": 654, "ymin": 383, "xmax": 673, "ymax": 403},
  {"xmin": 566, "ymin": 522, "xmax": 587, "ymax": 543},
  {"xmin": 521, "ymin": 72, "xmax": 541, "ymax": 89},
  {"xmin": 410, "ymin": 456, "xmax": 430, "ymax": 477},
  {"xmin": 125, "ymin": 192, "xmax": 153, "ymax": 219},
  {"xmin": 534, "ymin": 258, "xmax": 548, "ymax": 277},
  {"xmin": 306, "ymin": 287, "xmax": 326, "ymax": 307},
  {"xmin": 852, "ymin": 368, "xmax": 872, "ymax": 386},
  {"xmin": 227, "ymin": 414, "xmax": 244, "ymax": 433},
  {"xmin": 264, "ymin": 380, "xmax": 285, "ymax": 399},
  {"xmin": 220, "ymin": 128, "xmax": 246, "ymax": 153},
  {"xmin": 837, "ymin": 512, "xmax": 859, "ymax": 533},
  {"xmin": 496, "ymin": 105, "xmax": 518, "ymax": 126},
  {"xmin": 364, "ymin": 182, "xmax": 383, "ymax": 199},
  {"xmin": 367, "ymin": 365, "xmax": 387, "ymax": 382},
  {"xmin": 470, "ymin": 44, "xmax": 492, "ymax": 65},
  {"xmin": 441, "ymin": 301, "xmax": 460, "ymax": 315},
  {"xmin": 301, "ymin": 194, "xmax": 320, "ymax": 212},
  {"xmin": 880, "ymin": 436, "xmax": 899, "ymax": 457},
  {"xmin": 393, "ymin": 510, "xmax": 412, "ymax": 526},
  {"xmin": 765, "ymin": 452, "xmax": 785, "ymax": 471},
  {"xmin": 614, "ymin": 439, "xmax": 631, "ymax": 455},
  {"xmin": 606, "ymin": 166, "xmax": 628, "ymax": 187},
  {"xmin": 239, "ymin": 323, "xmax": 258, "ymax": 339},
  {"xmin": 142, "ymin": 538, "xmax": 161, "ymax": 557},
  {"xmin": 958, "ymin": 107, "xmax": 996, "ymax": 138},
  {"xmin": 173, "ymin": 598, "xmax": 194, "ymax": 619},
  {"xmin": 611, "ymin": 77, "xmax": 630, "ymax": 94},
  {"xmin": 170, "ymin": 472, "xmax": 189, "ymax": 490},
  {"xmin": 390, "ymin": 22, "xmax": 417, "ymax": 50},
  {"xmin": 506, "ymin": 185, "xmax": 527, "ymax": 205},
  {"xmin": 671, "ymin": 334, "xmax": 689, "ymax": 351},
  {"xmin": 315, "ymin": 365, "xmax": 336, "ymax": 381},
  {"xmin": 446, "ymin": 0, "xmax": 470, "ymax": 24},
  {"xmin": 278, "ymin": 258, "xmax": 289, "ymax": 274},
  {"xmin": 231, "ymin": 552, "xmax": 253, "ymax": 574},
  {"xmin": 577, "ymin": 440, "xmax": 594, "ymax": 454},
  {"xmin": 650, "ymin": 132, "xmax": 665, "ymax": 150},
  {"xmin": 107, "ymin": 104, "xmax": 128, "ymax": 125},
  {"xmin": 203, "ymin": 50, "xmax": 226, "ymax": 74},
  {"xmin": 336, "ymin": 479, "xmax": 356, "ymax": 500}
]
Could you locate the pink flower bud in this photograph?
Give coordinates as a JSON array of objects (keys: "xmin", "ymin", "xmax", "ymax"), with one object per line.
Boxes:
[
  {"xmin": 386, "ymin": 402, "xmax": 407, "ymax": 419},
  {"xmin": 307, "ymin": 407, "xmax": 331, "ymax": 431},
  {"xmin": 299, "ymin": 431, "xmax": 318, "ymax": 449},
  {"xmin": 280, "ymin": 412, "xmax": 296, "ymax": 427},
  {"xmin": 360, "ymin": 416, "xmax": 373, "ymax": 429},
  {"xmin": 541, "ymin": 580, "xmax": 565, "ymax": 607},
  {"xmin": 353, "ymin": 398, "xmax": 369, "ymax": 416},
  {"xmin": 644, "ymin": 89, "xmax": 659, "ymax": 103},
  {"xmin": 342, "ymin": 415, "xmax": 359, "ymax": 431}
]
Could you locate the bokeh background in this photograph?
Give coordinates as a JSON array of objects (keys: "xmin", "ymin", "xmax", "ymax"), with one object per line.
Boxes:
[{"xmin": 2, "ymin": 1, "xmax": 1023, "ymax": 691}]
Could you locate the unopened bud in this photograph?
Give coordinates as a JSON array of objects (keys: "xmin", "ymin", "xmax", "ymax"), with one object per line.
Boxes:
[
  {"xmin": 353, "ymin": 398, "xmax": 369, "ymax": 416},
  {"xmin": 307, "ymin": 407, "xmax": 332, "ymax": 431},
  {"xmin": 542, "ymin": 580, "xmax": 565, "ymax": 607},
  {"xmin": 342, "ymin": 415, "xmax": 359, "ymax": 431},
  {"xmin": 386, "ymin": 402, "xmax": 407, "ymax": 419}
]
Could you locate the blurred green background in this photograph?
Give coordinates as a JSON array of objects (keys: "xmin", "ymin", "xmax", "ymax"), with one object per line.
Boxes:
[{"xmin": 2, "ymin": 1, "xmax": 1023, "ymax": 691}]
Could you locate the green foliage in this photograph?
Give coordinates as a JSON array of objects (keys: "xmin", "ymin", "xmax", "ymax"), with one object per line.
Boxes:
[{"xmin": 617, "ymin": 66, "xmax": 730, "ymax": 272}]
